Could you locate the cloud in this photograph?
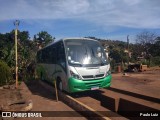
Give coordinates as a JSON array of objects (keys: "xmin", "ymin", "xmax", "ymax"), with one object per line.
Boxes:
[{"xmin": 0, "ymin": 0, "xmax": 160, "ymax": 29}]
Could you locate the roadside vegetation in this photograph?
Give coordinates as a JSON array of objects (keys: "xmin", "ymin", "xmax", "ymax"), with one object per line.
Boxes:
[
  {"xmin": 0, "ymin": 30, "xmax": 159, "ymax": 86},
  {"xmin": 0, "ymin": 30, "xmax": 55, "ymax": 86}
]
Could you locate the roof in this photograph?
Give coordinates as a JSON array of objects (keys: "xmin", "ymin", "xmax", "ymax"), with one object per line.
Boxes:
[{"xmin": 39, "ymin": 37, "xmax": 98, "ymax": 51}]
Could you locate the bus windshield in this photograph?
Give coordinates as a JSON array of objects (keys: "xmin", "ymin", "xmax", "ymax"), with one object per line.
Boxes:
[{"xmin": 65, "ymin": 39, "xmax": 108, "ymax": 67}]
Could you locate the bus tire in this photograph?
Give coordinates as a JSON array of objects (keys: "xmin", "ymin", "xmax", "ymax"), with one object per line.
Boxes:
[{"xmin": 57, "ymin": 79, "xmax": 63, "ymax": 91}]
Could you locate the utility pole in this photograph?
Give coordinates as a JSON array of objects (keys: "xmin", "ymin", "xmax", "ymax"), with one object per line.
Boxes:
[
  {"xmin": 127, "ymin": 35, "xmax": 129, "ymax": 65},
  {"xmin": 14, "ymin": 20, "xmax": 20, "ymax": 89}
]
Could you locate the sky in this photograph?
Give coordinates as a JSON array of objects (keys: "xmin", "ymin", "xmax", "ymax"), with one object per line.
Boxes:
[{"xmin": 0, "ymin": 0, "xmax": 160, "ymax": 43}]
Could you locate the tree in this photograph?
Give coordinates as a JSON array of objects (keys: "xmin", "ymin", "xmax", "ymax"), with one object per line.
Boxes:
[
  {"xmin": 135, "ymin": 31, "xmax": 159, "ymax": 66},
  {"xmin": 34, "ymin": 31, "xmax": 55, "ymax": 49},
  {"xmin": 109, "ymin": 48, "xmax": 127, "ymax": 63},
  {"xmin": 136, "ymin": 31, "xmax": 157, "ymax": 45},
  {"xmin": 149, "ymin": 37, "xmax": 160, "ymax": 57},
  {"xmin": 0, "ymin": 30, "xmax": 37, "ymax": 80},
  {"xmin": 0, "ymin": 31, "xmax": 15, "ymax": 67},
  {"xmin": 135, "ymin": 31, "xmax": 157, "ymax": 58}
]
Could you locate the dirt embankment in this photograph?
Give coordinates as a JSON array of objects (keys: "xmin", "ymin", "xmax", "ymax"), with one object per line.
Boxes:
[{"xmin": 0, "ymin": 81, "xmax": 86, "ymax": 120}]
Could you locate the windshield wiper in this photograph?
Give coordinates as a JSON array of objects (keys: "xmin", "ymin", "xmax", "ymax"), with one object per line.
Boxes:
[{"xmin": 69, "ymin": 62, "xmax": 82, "ymax": 67}]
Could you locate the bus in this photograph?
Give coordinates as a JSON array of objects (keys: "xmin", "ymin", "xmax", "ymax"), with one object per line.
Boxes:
[{"xmin": 36, "ymin": 38, "xmax": 112, "ymax": 93}]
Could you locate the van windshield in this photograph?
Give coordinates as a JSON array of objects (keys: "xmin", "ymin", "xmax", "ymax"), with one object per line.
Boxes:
[{"xmin": 65, "ymin": 39, "xmax": 108, "ymax": 67}]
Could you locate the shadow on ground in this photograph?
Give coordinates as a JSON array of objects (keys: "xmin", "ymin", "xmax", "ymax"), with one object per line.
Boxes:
[
  {"xmin": 25, "ymin": 80, "xmax": 57, "ymax": 101},
  {"xmin": 70, "ymin": 89, "xmax": 159, "ymax": 120},
  {"xmin": 108, "ymin": 87, "xmax": 160, "ymax": 103}
]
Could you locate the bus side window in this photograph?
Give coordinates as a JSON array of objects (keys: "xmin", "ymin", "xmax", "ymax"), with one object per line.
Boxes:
[
  {"xmin": 46, "ymin": 48, "xmax": 50, "ymax": 63},
  {"xmin": 57, "ymin": 42, "xmax": 66, "ymax": 68},
  {"xmin": 51, "ymin": 47, "xmax": 56, "ymax": 64},
  {"xmin": 41, "ymin": 50, "xmax": 44, "ymax": 63},
  {"xmin": 37, "ymin": 51, "xmax": 40, "ymax": 63}
]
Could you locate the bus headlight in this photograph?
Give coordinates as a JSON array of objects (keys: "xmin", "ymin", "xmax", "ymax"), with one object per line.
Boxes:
[
  {"xmin": 70, "ymin": 70, "xmax": 81, "ymax": 80},
  {"xmin": 105, "ymin": 70, "xmax": 111, "ymax": 76}
]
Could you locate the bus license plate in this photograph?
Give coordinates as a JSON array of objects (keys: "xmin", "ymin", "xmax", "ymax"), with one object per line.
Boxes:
[{"xmin": 91, "ymin": 86, "xmax": 99, "ymax": 90}]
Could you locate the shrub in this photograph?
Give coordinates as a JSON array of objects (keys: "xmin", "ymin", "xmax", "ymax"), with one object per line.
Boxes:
[
  {"xmin": 0, "ymin": 60, "xmax": 12, "ymax": 86},
  {"xmin": 151, "ymin": 56, "xmax": 160, "ymax": 66},
  {"xmin": 35, "ymin": 64, "xmax": 46, "ymax": 79},
  {"xmin": 141, "ymin": 59, "xmax": 150, "ymax": 66}
]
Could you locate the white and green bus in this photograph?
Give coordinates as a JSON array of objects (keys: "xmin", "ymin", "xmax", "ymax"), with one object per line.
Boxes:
[{"xmin": 36, "ymin": 38, "xmax": 112, "ymax": 93}]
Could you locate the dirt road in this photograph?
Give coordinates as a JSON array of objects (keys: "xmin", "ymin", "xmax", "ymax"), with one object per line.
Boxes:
[{"xmin": 111, "ymin": 69, "xmax": 160, "ymax": 99}]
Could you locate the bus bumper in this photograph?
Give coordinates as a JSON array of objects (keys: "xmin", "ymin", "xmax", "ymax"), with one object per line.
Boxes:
[{"xmin": 68, "ymin": 75, "xmax": 112, "ymax": 93}]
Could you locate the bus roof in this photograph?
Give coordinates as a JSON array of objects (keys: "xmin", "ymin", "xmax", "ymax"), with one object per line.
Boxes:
[
  {"xmin": 39, "ymin": 37, "xmax": 98, "ymax": 51},
  {"xmin": 62, "ymin": 37, "xmax": 98, "ymax": 41}
]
